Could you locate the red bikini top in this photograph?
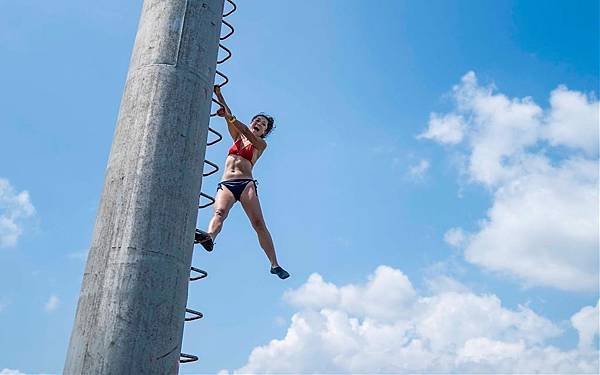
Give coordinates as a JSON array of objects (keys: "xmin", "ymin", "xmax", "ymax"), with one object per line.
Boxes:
[{"xmin": 228, "ymin": 138, "xmax": 255, "ymax": 164}]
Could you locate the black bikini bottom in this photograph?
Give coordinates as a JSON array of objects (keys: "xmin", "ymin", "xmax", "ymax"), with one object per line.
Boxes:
[{"xmin": 217, "ymin": 178, "xmax": 258, "ymax": 201}]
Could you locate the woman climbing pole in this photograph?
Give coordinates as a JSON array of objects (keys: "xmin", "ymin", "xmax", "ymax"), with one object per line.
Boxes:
[{"xmin": 195, "ymin": 85, "xmax": 290, "ymax": 280}]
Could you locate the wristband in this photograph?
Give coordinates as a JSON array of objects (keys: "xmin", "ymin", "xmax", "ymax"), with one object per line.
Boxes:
[{"xmin": 227, "ymin": 115, "xmax": 236, "ymax": 124}]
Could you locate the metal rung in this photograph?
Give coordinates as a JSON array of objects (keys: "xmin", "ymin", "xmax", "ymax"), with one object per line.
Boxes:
[
  {"xmin": 179, "ymin": 353, "xmax": 198, "ymax": 364},
  {"xmin": 190, "ymin": 267, "xmax": 208, "ymax": 281},
  {"xmin": 215, "ymin": 70, "xmax": 228, "ymax": 86},
  {"xmin": 223, "ymin": 0, "xmax": 237, "ymax": 17},
  {"xmin": 211, "ymin": 97, "xmax": 225, "ymax": 117},
  {"xmin": 185, "ymin": 308, "xmax": 204, "ymax": 321},
  {"xmin": 207, "ymin": 127, "xmax": 223, "ymax": 146},
  {"xmin": 220, "ymin": 21, "xmax": 234, "ymax": 41},
  {"xmin": 180, "ymin": 0, "xmax": 235, "ymax": 367},
  {"xmin": 199, "ymin": 192, "xmax": 215, "ymax": 209},
  {"xmin": 203, "ymin": 159, "xmax": 219, "ymax": 177},
  {"xmin": 217, "ymin": 43, "xmax": 232, "ymax": 64}
]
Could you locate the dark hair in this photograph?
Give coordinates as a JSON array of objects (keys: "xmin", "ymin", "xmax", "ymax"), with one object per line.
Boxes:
[{"xmin": 252, "ymin": 113, "xmax": 275, "ymax": 138}]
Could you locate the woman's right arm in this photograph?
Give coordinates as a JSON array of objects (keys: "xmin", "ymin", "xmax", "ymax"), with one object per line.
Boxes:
[{"xmin": 214, "ymin": 85, "xmax": 240, "ymax": 140}]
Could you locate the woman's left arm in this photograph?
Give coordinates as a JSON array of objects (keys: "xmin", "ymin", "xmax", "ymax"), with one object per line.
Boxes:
[
  {"xmin": 226, "ymin": 116, "xmax": 267, "ymax": 152},
  {"xmin": 213, "ymin": 85, "xmax": 267, "ymax": 151}
]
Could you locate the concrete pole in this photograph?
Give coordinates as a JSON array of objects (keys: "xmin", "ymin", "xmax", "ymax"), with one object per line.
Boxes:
[{"xmin": 64, "ymin": 0, "xmax": 224, "ymax": 373}]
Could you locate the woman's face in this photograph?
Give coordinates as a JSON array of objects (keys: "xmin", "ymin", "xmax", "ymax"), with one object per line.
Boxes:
[{"xmin": 250, "ymin": 116, "xmax": 269, "ymax": 138}]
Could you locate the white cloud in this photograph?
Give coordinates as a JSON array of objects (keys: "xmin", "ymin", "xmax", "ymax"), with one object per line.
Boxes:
[
  {"xmin": 0, "ymin": 178, "xmax": 36, "ymax": 248},
  {"xmin": 419, "ymin": 113, "xmax": 466, "ymax": 144},
  {"xmin": 544, "ymin": 86, "xmax": 599, "ymax": 156},
  {"xmin": 424, "ymin": 274, "xmax": 470, "ymax": 294},
  {"xmin": 453, "ymin": 71, "xmax": 544, "ymax": 187},
  {"xmin": 234, "ymin": 267, "xmax": 599, "ymax": 373},
  {"xmin": 408, "ymin": 159, "xmax": 430, "ymax": 179},
  {"xmin": 422, "ymin": 72, "xmax": 599, "ymax": 291},
  {"xmin": 571, "ymin": 300, "xmax": 600, "ymax": 351},
  {"xmin": 44, "ymin": 294, "xmax": 60, "ymax": 312},
  {"xmin": 464, "ymin": 158, "xmax": 598, "ymax": 291},
  {"xmin": 284, "ymin": 266, "xmax": 417, "ymax": 323}
]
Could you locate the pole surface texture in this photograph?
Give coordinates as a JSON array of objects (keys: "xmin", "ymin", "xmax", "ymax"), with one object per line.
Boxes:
[{"xmin": 64, "ymin": 0, "xmax": 224, "ymax": 373}]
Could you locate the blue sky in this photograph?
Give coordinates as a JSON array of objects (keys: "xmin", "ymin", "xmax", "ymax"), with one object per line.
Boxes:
[{"xmin": 0, "ymin": 0, "xmax": 598, "ymax": 373}]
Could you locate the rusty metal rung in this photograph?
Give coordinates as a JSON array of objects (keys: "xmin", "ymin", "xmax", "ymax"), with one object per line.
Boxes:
[
  {"xmin": 203, "ymin": 159, "xmax": 219, "ymax": 177},
  {"xmin": 180, "ymin": 353, "xmax": 198, "ymax": 364},
  {"xmin": 199, "ymin": 192, "xmax": 215, "ymax": 209},
  {"xmin": 185, "ymin": 308, "xmax": 204, "ymax": 321},
  {"xmin": 190, "ymin": 266, "xmax": 208, "ymax": 281}
]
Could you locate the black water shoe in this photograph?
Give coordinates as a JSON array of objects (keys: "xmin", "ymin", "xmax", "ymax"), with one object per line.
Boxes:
[
  {"xmin": 194, "ymin": 229, "xmax": 214, "ymax": 252},
  {"xmin": 270, "ymin": 266, "xmax": 290, "ymax": 279}
]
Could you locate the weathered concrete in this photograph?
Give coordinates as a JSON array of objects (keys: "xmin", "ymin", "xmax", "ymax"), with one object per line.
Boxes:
[{"xmin": 64, "ymin": 1, "xmax": 224, "ymax": 373}]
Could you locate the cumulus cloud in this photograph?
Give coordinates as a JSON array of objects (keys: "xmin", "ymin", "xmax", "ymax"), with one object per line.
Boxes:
[
  {"xmin": 465, "ymin": 158, "xmax": 598, "ymax": 291},
  {"xmin": 421, "ymin": 72, "xmax": 599, "ymax": 291},
  {"xmin": 544, "ymin": 86, "xmax": 599, "ymax": 156},
  {"xmin": 233, "ymin": 267, "xmax": 598, "ymax": 373},
  {"xmin": 0, "ymin": 178, "xmax": 36, "ymax": 248},
  {"xmin": 419, "ymin": 113, "xmax": 466, "ymax": 144},
  {"xmin": 571, "ymin": 300, "xmax": 600, "ymax": 351},
  {"xmin": 424, "ymin": 274, "xmax": 470, "ymax": 294},
  {"xmin": 284, "ymin": 267, "xmax": 417, "ymax": 323},
  {"xmin": 44, "ymin": 295, "xmax": 60, "ymax": 313}
]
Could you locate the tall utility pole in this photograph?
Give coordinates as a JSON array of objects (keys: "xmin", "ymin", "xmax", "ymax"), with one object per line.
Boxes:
[{"xmin": 64, "ymin": 0, "xmax": 224, "ymax": 373}]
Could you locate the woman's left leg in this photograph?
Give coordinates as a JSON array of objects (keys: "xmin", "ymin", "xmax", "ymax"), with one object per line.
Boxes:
[{"xmin": 239, "ymin": 182, "xmax": 280, "ymax": 268}]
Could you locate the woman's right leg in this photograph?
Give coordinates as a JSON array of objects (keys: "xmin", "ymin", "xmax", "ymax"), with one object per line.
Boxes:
[{"xmin": 207, "ymin": 185, "xmax": 236, "ymax": 240}]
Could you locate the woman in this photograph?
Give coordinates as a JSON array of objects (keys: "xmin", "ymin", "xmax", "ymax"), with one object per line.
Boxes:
[{"xmin": 195, "ymin": 85, "xmax": 290, "ymax": 280}]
